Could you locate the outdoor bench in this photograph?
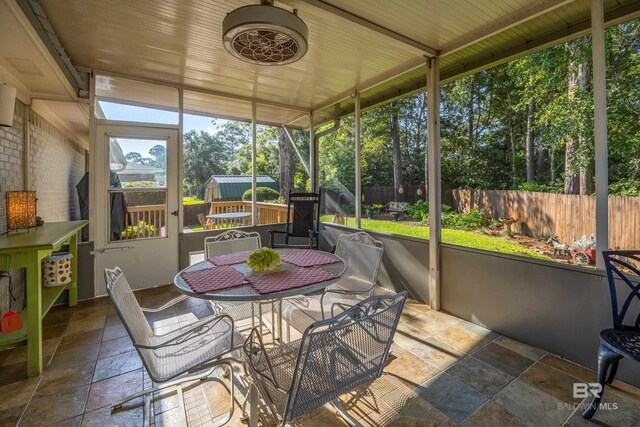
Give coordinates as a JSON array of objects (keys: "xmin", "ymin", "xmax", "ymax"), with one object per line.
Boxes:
[{"xmin": 386, "ymin": 201, "xmax": 409, "ymax": 221}]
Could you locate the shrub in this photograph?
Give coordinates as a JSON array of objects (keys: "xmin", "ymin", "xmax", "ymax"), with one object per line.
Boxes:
[
  {"xmin": 442, "ymin": 209, "xmax": 492, "ymax": 230},
  {"xmin": 372, "ymin": 204, "xmax": 385, "ymax": 214},
  {"xmin": 340, "ymin": 203, "xmax": 356, "ymax": 215},
  {"xmin": 123, "ymin": 191, "xmax": 165, "ymax": 206},
  {"xmin": 406, "ymin": 200, "xmax": 428, "ymax": 222},
  {"xmin": 517, "ymin": 182, "xmax": 562, "ymax": 193},
  {"xmin": 609, "ymin": 179, "xmax": 640, "ymax": 196},
  {"xmin": 196, "ymin": 183, "xmax": 206, "ymax": 200},
  {"xmin": 242, "ymin": 187, "xmax": 280, "ymax": 202},
  {"xmin": 121, "ymin": 221, "xmax": 155, "ymax": 239},
  {"xmin": 123, "ymin": 180, "xmax": 158, "ymax": 188}
]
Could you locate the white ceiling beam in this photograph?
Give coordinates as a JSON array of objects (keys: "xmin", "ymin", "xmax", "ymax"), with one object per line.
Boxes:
[
  {"xmin": 441, "ymin": 0, "xmax": 574, "ymax": 56},
  {"xmin": 296, "ymin": 0, "xmax": 438, "ymax": 57},
  {"xmin": 91, "ymin": 68, "xmax": 311, "ymax": 115},
  {"xmin": 311, "ymin": 56, "xmax": 426, "ymax": 119}
]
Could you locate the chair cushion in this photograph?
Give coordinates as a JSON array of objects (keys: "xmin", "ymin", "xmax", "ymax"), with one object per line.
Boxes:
[{"xmin": 601, "ymin": 328, "xmax": 640, "ymax": 361}]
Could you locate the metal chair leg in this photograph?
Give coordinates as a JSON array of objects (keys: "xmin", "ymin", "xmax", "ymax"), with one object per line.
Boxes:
[
  {"xmin": 249, "ymin": 383, "xmax": 259, "ymax": 427},
  {"xmin": 113, "ymin": 362, "xmax": 236, "ymax": 427},
  {"xmin": 582, "ymin": 343, "xmax": 622, "ymax": 419},
  {"xmin": 605, "ymin": 360, "xmax": 619, "ymax": 385},
  {"xmin": 332, "ymin": 398, "xmax": 362, "ymax": 427}
]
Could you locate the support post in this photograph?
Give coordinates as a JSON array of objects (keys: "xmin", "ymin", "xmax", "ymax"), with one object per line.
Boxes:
[
  {"xmin": 309, "ymin": 111, "xmax": 317, "ymax": 192},
  {"xmin": 88, "ymin": 72, "xmax": 96, "ymax": 244},
  {"xmin": 22, "ymin": 104, "xmax": 30, "ymax": 190},
  {"xmin": 251, "ymin": 102, "xmax": 258, "ymax": 226},
  {"xmin": 427, "ymin": 58, "xmax": 441, "ymax": 310},
  {"xmin": 354, "ymin": 91, "xmax": 362, "ymax": 229},
  {"xmin": 178, "ymin": 88, "xmax": 184, "ymax": 233},
  {"xmin": 592, "ymin": 0, "xmax": 608, "ymax": 269}
]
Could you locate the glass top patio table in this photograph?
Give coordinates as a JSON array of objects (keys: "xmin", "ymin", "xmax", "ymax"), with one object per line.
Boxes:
[
  {"xmin": 173, "ymin": 248, "xmax": 346, "ymax": 302},
  {"xmin": 206, "ymin": 212, "xmax": 253, "ymax": 220}
]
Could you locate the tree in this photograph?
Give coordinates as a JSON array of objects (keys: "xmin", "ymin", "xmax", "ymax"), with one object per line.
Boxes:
[
  {"xmin": 278, "ymin": 127, "xmax": 294, "ymax": 194},
  {"xmin": 390, "ymin": 102, "xmax": 404, "ymax": 201},
  {"xmin": 149, "ymin": 144, "xmax": 166, "ymax": 169},
  {"xmin": 183, "ymin": 130, "xmax": 230, "ymax": 198},
  {"xmin": 125, "ymin": 152, "xmax": 143, "ymax": 163}
]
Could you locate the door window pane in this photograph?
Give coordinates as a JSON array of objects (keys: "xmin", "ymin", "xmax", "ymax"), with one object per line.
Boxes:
[
  {"xmin": 109, "ymin": 190, "xmax": 167, "ymax": 242},
  {"xmin": 108, "ymin": 136, "xmax": 168, "ymax": 242},
  {"xmin": 110, "ymin": 137, "xmax": 166, "ymax": 188}
]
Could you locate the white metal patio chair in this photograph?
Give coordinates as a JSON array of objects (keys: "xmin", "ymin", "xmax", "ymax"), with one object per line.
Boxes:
[
  {"xmin": 105, "ymin": 267, "xmax": 242, "ymax": 426},
  {"xmin": 242, "ymin": 291, "xmax": 407, "ymax": 426},
  {"xmin": 204, "ymin": 230, "xmax": 274, "ymax": 332},
  {"xmin": 281, "ymin": 231, "xmax": 384, "ymax": 339}
]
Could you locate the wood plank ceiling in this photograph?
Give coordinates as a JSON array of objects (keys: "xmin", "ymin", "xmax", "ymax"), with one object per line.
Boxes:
[{"xmin": 37, "ymin": 0, "xmax": 640, "ymax": 126}]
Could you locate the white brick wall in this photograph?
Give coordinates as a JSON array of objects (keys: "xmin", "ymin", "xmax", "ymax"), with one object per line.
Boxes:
[
  {"xmin": 0, "ymin": 99, "xmax": 86, "ymax": 313},
  {"xmin": 0, "ymin": 99, "xmax": 85, "ymax": 231},
  {"xmin": 29, "ymin": 112, "xmax": 84, "ymax": 223},
  {"xmin": 0, "ymin": 102, "xmax": 25, "ymax": 233}
]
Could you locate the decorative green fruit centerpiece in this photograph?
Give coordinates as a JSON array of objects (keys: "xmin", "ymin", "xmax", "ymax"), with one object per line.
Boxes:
[{"xmin": 247, "ymin": 248, "xmax": 282, "ymax": 272}]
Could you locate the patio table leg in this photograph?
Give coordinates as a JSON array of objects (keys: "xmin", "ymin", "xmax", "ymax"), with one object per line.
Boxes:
[
  {"xmin": 249, "ymin": 382, "xmax": 259, "ymax": 427},
  {"xmin": 277, "ymin": 299, "xmax": 283, "ymax": 343}
]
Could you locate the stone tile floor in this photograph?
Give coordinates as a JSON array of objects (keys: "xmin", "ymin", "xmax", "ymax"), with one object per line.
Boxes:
[{"xmin": 0, "ymin": 285, "xmax": 638, "ymax": 426}]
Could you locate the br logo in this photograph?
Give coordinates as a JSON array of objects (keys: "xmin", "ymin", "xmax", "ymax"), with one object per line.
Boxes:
[{"xmin": 573, "ymin": 383, "xmax": 603, "ymax": 398}]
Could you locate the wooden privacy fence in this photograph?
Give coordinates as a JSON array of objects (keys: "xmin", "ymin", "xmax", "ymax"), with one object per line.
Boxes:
[{"xmin": 451, "ymin": 189, "xmax": 640, "ymax": 249}]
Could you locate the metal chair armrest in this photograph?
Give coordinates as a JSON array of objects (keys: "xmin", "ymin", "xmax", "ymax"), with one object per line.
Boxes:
[
  {"xmin": 331, "ymin": 301, "xmax": 354, "ymax": 318},
  {"xmin": 141, "ymin": 294, "xmax": 189, "ymax": 313},
  {"xmin": 320, "ymin": 287, "xmax": 373, "ymax": 319},
  {"xmin": 136, "ymin": 314, "xmax": 235, "ymax": 350}
]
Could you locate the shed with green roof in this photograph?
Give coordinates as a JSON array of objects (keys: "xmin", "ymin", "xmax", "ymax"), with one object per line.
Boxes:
[{"xmin": 204, "ymin": 175, "xmax": 278, "ymax": 201}]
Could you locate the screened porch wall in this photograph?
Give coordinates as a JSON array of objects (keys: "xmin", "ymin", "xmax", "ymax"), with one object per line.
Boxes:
[{"xmin": 442, "ymin": 244, "xmax": 640, "ymax": 388}]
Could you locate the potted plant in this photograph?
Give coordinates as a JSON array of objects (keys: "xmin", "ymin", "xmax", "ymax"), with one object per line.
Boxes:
[{"xmin": 247, "ymin": 247, "xmax": 282, "ymax": 271}]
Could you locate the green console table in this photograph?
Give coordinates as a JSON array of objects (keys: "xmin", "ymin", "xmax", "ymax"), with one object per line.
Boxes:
[{"xmin": 0, "ymin": 220, "xmax": 88, "ymax": 377}]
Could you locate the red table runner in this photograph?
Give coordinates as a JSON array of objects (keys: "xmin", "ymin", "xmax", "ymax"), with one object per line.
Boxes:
[
  {"xmin": 247, "ymin": 267, "xmax": 339, "ymax": 295},
  {"xmin": 180, "ymin": 266, "xmax": 248, "ymax": 293},
  {"xmin": 281, "ymin": 249, "xmax": 340, "ymax": 268}
]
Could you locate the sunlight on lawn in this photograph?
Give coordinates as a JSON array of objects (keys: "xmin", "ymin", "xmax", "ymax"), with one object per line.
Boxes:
[
  {"xmin": 320, "ymin": 215, "xmax": 549, "ymax": 261},
  {"xmin": 183, "ymin": 197, "xmax": 205, "ymax": 205}
]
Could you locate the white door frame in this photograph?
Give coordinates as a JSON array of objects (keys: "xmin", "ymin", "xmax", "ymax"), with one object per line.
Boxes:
[{"xmin": 93, "ymin": 124, "xmax": 179, "ymax": 296}]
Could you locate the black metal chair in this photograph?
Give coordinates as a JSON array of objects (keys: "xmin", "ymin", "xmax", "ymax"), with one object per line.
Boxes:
[
  {"xmin": 582, "ymin": 250, "xmax": 640, "ymax": 419},
  {"xmin": 268, "ymin": 189, "xmax": 321, "ymax": 249}
]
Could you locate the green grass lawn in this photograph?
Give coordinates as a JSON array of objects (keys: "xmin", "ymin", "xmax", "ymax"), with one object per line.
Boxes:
[
  {"xmin": 320, "ymin": 215, "xmax": 549, "ymax": 261},
  {"xmin": 183, "ymin": 197, "xmax": 205, "ymax": 205}
]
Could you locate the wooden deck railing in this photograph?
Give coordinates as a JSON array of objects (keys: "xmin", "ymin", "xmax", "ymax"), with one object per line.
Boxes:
[
  {"xmin": 123, "ymin": 201, "xmax": 291, "ymax": 236},
  {"xmin": 122, "ymin": 204, "xmax": 166, "ymax": 239},
  {"xmin": 207, "ymin": 201, "xmax": 291, "ymax": 229}
]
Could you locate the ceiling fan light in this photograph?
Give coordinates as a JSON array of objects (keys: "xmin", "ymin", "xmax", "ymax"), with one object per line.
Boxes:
[{"xmin": 222, "ymin": 4, "xmax": 308, "ymax": 66}]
